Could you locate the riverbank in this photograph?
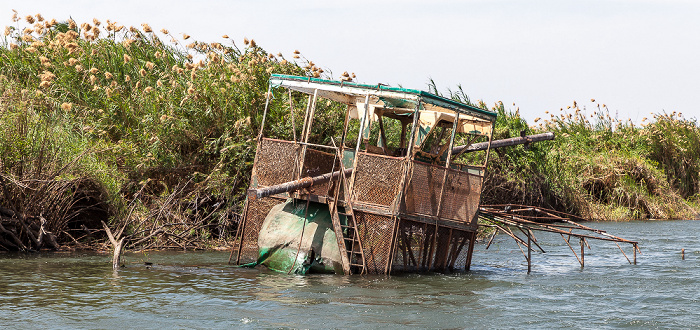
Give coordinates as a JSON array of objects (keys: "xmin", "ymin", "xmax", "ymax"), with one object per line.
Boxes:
[{"xmin": 1, "ymin": 14, "xmax": 699, "ymax": 252}]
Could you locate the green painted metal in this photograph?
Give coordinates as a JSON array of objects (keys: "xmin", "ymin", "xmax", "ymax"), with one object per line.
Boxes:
[
  {"xmin": 269, "ymin": 74, "xmax": 497, "ymax": 121},
  {"xmin": 250, "ymin": 199, "xmax": 347, "ymax": 274},
  {"xmin": 342, "ymin": 149, "xmax": 355, "ymax": 169}
]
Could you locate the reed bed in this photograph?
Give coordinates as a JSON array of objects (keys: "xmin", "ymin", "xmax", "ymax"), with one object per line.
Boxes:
[
  {"xmin": 481, "ymin": 101, "xmax": 700, "ymax": 221},
  {"xmin": 0, "ymin": 12, "xmax": 337, "ymax": 251}
]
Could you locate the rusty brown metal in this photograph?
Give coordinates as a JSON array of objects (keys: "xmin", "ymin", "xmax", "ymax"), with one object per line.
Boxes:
[
  {"xmin": 247, "ymin": 168, "xmax": 353, "ymax": 200},
  {"xmin": 479, "ymin": 204, "xmax": 639, "ymax": 271},
  {"xmin": 452, "ymin": 132, "xmax": 555, "ymax": 155}
]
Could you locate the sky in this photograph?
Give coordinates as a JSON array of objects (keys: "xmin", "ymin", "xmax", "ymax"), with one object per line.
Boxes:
[{"xmin": 2, "ymin": 0, "xmax": 699, "ymax": 124}]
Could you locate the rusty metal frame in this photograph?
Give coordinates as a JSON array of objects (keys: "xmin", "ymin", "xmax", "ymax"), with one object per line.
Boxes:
[{"xmin": 348, "ymin": 94, "xmax": 371, "ymax": 197}]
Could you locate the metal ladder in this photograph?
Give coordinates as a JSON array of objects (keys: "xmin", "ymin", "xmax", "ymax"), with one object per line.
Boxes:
[
  {"xmin": 328, "ymin": 152, "xmax": 366, "ymax": 275},
  {"xmin": 336, "ymin": 205, "xmax": 366, "ymax": 274}
]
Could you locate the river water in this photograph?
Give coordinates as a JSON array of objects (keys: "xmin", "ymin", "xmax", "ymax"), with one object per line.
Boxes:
[{"xmin": 1, "ymin": 220, "xmax": 698, "ymax": 328}]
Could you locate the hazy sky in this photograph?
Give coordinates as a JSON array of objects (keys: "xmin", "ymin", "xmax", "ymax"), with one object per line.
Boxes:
[{"xmin": 3, "ymin": 1, "xmax": 699, "ymax": 123}]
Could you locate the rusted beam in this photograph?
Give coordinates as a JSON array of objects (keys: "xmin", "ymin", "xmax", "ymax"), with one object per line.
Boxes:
[
  {"xmin": 452, "ymin": 132, "xmax": 555, "ymax": 154},
  {"xmin": 247, "ymin": 168, "xmax": 353, "ymax": 200}
]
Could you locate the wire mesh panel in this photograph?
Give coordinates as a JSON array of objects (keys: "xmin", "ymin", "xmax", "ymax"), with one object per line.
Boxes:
[
  {"xmin": 391, "ymin": 219, "xmax": 474, "ymax": 273},
  {"xmin": 354, "ymin": 211, "xmax": 396, "ymax": 274},
  {"xmin": 301, "ymin": 148, "xmax": 338, "ymax": 197},
  {"xmin": 440, "ymin": 169, "xmax": 482, "ymax": 227},
  {"xmin": 255, "ymin": 138, "xmax": 299, "ymax": 187},
  {"xmin": 450, "ymin": 230, "xmax": 473, "ymax": 271},
  {"xmin": 404, "ymin": 162, "xmax": 445, "ymax": 216},
  {"xmin": 392, "ymin": 219, "xmax": 428, "ymax": 272},
  {"xmin": 352, "ymin": 153, "xmax": 405, "ymax": 207},
  {"xmin": 237, "ymin": 197, "xmax": 282, "ymax": 264}
]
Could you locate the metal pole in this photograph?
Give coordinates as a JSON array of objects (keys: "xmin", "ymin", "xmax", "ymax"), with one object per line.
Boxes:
[
  {"xmin": 296, "ymin": 89, "xmax": 318, "ymax": 182},
  {"xmin": 348, "ymin": 94, "xmax": 370, "ymax": 195},
  {"xmin": 247, "ymin": 168, "xmax": 353, "ymax": 200},
  {"xmin": 257, "ymin": 84, "xmax": 272, "ymax": 140},
  {"xmin": 527, "ymin": 232, "xmax": 532, "ymax": 274},
  {"xmin": 436, "ymin": 112, "xmax": 460, "ymax": 218},
  {"xmin": 452, "ymin": 132, "xmax": 555, "ymax": 154},
  {"xmin": 406, "ymin": 100, "xmax": 422, "ymax": 157},
  {"xmin": 288, "ymin": 89, "xmax": 297, "ymax": 142},
  {"xmin": 580, "ymin": 237, "xmax": 585, "ymax": 268}
]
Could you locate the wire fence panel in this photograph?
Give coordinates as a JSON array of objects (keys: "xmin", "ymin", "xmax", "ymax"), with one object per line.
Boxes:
[
  {"xmin": 404, "ymin": 162, "xmax": 444, "ymax": 216},
  {"xmin": 354, "ymin": 211, "xmax": 395, "ymax": 274},
  {"xmin": 352, "ymin": 153, "xmax": 405, "ymax": 207}
]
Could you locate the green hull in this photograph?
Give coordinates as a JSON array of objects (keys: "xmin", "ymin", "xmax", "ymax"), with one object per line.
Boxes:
[{"xmin": 253, "ymin": 199, "xmax": 345, "ymax": 274}]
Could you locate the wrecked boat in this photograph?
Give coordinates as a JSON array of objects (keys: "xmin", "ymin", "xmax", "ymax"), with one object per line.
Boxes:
[
  {"xmin": 228, "ymin": 74, "xmax": 636, "ymax": 275},
  {"xmin": 229, "ymin": 74, "xmax": 502, "ymax": 274}
]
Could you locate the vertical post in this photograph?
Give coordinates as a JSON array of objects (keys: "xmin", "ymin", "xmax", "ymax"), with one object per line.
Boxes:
[
  {"xmin": 340, "ymin": 104, "xmax": 351, "ymax": 147},
  {"xmin": 580, "ymin": 238, "xmax": 585, "ymax": 268},
  {"xmin": 429, "ymin": 222, "xmax": 438, "ymax": 271},
  {"xmin": 441, "ymin": 228, "xmax": 453, "ymax": 272},
  {"xmin": 444, "ymin": 112, "xmax": 459, "ymax": 169},
  {"xmin": 348, "ymin": 94, "xmax": 371, "ymax": 196},
  {"xmin": 633, "ymin": 243, "xmax": 637, "ymax": 264},
  {"xmin": 229, "ymin": 198, "xmax": 250, "ymax": 265},
  {"xmin": 436, "ymin": 112, "xmax": 460, "ymax": 218},
  {"xmin": 304, "ymin": 89, "xmax": 319, "ymax": 144},
  {"xmin": 385, "ymin": 216, "xmax": 400, "ymax": 274},
  {"xmin": 296, "ymin": 89, "xmax": 318, "ymax": 181},
  {"xmin": 257, "ymin": 84, "xmax": 273, "ymax": 140},
  {"xmin": 483, "ymin": 122, "xmax": 495, "ymax": 168},
  {"xmin": 406, "ymin": 99, "xmax": 422, "ymax": 157},
  {"xmin": 299, "ymin": 91, "xmax": 313, "ymax": 143},
  {"xmin": 288, "ymin": 89, "xmax": 297, "ymax": 142},
  {"xmin": 527, "ymin": 232, "xmax": 532, "ymax": 274},
  {"xmin": 465, "ymin": 231, "xmax": 476, "ymax": 271}
]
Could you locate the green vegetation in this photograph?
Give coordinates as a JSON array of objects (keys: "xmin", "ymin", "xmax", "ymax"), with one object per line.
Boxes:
[
  {"xmin": 480, "ymin": 103, "xmax": 700, "ymax": 220},
  {"xmin": 1, "ymin": 13, "xmax": 698, "ymax": 251}
]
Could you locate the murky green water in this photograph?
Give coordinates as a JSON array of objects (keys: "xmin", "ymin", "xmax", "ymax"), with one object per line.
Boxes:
[{"xmin": 1, "ymin": 220, "xmax": 698, "ymax": 328}]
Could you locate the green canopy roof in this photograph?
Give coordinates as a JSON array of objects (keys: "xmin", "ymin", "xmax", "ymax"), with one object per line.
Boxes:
[{"xmin": 269, "ymin": 74, "xmax": 497, "ymax": 122}]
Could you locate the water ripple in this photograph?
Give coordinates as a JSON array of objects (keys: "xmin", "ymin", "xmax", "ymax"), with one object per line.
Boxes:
[{"xmin": 0, "ymin": 221, "xmax": 698, "ymax": 328}]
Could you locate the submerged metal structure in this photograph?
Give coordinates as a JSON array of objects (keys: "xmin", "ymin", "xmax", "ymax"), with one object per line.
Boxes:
[
  {"xmin": 230, "ymin": 74, "xmax": 498, "ymax": 274},
  {"xmin": 229, "ymin": 74, "xmax": 640, "ymax": 274}
]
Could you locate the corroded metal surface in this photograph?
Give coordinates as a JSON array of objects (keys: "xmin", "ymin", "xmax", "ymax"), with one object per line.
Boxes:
[
  {"xmin": 238, "ymin": 197, "xmax": 282, "ymax": 264},
  {"xmin": 441, "ymin": 169, "xmax": 482, "ymax": 226},
  {"xmin": 404, "ymin": 162, "xmax": 445, "ymax": 216},
  {"xmin": 353, "ymin": 211, "xmax": 395, "ymax": 274},
  {"xmin": 256, "ymin": 139, "xmax": 299, "ymax": 187},
  {"xmin": 392, "ymin": 219, "xmax": 473, "ymax": 272},
  {"xmin": 301, "ymin": 148, "xmax": 338, "ymax": 197},
  {"xmin": 352, "ymin": 153, "xmax": 405, "ymax": 207}
]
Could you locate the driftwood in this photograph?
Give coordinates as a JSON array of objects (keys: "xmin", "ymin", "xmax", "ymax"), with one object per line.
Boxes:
[
  {"xmin": 102, "ymin": 221, "xmax": 124, "ymax": 269},
  {"xmin": 104, "ymin": 179, "xmax": 242, "ymax": 254}
]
